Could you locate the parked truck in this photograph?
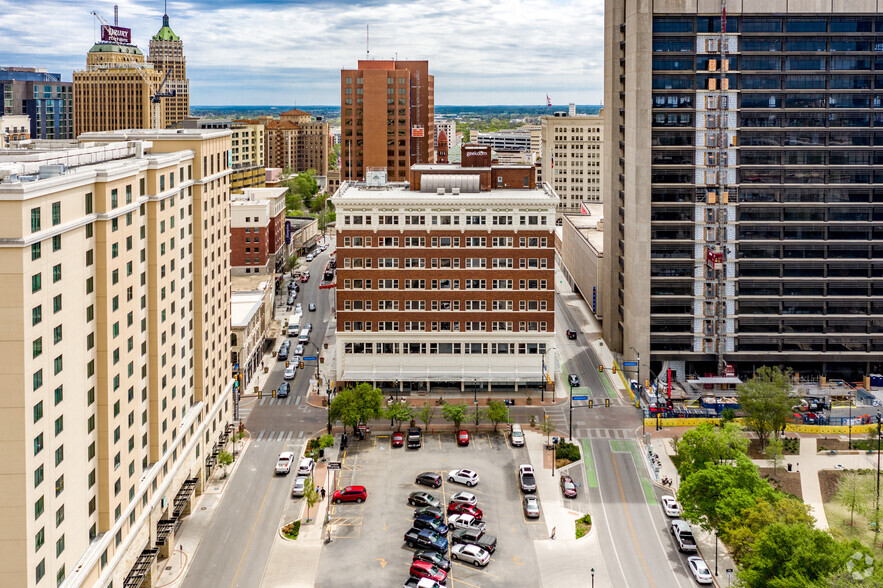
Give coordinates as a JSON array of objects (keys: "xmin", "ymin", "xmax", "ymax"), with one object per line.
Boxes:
[
  {"xmin": 404, "ymin": 528, "xmax": 448, "ymax": 553},
  {"xmin": 408, "ymin": 427, "xmax": 423, "ymax": 449}
]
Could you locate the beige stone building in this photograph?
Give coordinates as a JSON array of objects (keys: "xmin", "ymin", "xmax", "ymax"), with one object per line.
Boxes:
[
  {"xmin": 541, "ymin": 112, "xmax": 604, "ymax": 212},
  {"xmin": 0, "ymin": 114, "xmax": 30, "ymax": 146},
  {"xmin": 0, "ymin": 128, "xmax": 233, "ymax": 588},
  {"xmin": 230, "ymin": 278, "xmax": 275, "ymax": 392},
  {"xmin": 559, "ymin": 207, "xmax": 604, "ymax": 319},
  {"xmin": 239, "ymin": 110, "xmax": 329, "ymax": 177},
  {"xmin": 147, "ymin": 13, "xmax": 189, "ymax": 127}
]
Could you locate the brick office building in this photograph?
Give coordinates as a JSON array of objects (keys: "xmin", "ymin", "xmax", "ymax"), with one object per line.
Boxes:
[
  {"xmin": 331, "ymin": 157, "xmax": 557, "ymax": 395},
  {"xmin": 340, "ymin": 60, "xmax": 435, "ymax": 183},
  {"xmin": 230, "ymin": 187, "xmax": 287, "ymax": 275}
]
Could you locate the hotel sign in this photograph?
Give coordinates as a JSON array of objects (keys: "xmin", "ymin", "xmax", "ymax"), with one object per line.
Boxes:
[{"xmin": 101, "ymin": 25, "xmax": 132, "ymax": 44}]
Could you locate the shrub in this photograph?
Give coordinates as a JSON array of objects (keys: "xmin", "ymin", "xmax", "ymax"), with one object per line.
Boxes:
[
  {"xmin": 556, "ymin": 441, "xmax": 581, "ymax": 462},
  {"xmin": 575, "ymin": 514, "xmax": 592, "ymax": 539},
  {"xmin": 283, "ymin": 519, "xmax": 301, "ymax": 540}
]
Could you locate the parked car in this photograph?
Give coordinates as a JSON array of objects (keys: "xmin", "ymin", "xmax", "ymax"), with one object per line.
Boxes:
[
  {"xmin": 301, "ymin": 272, "xmax": 310, "ymax": 282},
  {"xmin": 306, "ymin": 253, "xmax": 315, "ymax": 262},
  {"xmin": 510, "ymin": 424, "xmax": 524, "ymax": 446},
  {"xmin": 414, "ymin": 514, "xmax": 449, "ymax": 535},
  {"xmin": 408, "ymin": 427, "xmax": 423, "ymax": 449},
  {"xmin": 403, "ymin": 577, "xmax": 442, "ymax": 588},
  {"xmin": 447, "ymin": 502, "xmax": 483, "ymax": 520},
  {"xmin": 687, "ymin": 556, "xmax": 713, "ymax": 584},
  {"xmin": 448, "ymin": 514, "xmax": 486, "ymax": 532},
  {"xmin": 566, "ymin": 329, "xmax": 578, "ymax": 340},
  {"xmin": 277, "ymin": 382, "xmax": 290, "ymax": 398},
  {"xmin": 457, "ymin": 430, "xmax": 470, "ymax": 446},
  {"xmin": 308, "ymin": 302, "xmax": 317, "ymax": 312},
  {"xmin": 293, "ymin": 344, "xmax": 305, "ymax": 356},
  {"xmin": 332, "ymin": 486, "xmax": 367, "ymax": 504},
  {"xmin": 409, "ymin": 491, "xmax": 441, "ymax": 508},
  {"xmin": 519, "ymin": 464, "xmax": 537, "ymax": 493},
  {"xmin": 523, "ymin": 495, "xmax": 541, "ymax": 518},
  {"xmin": 413, "ymin": 506, "xmax": 445, "ymax": 522},
  {"xmin": 295, "ymin": 303, "xmax": 303, "ymax": 314},
  {"xmin": 404, "ymin": 528, "xmax": 448, "ymax": 552},
  {"xmin": 297, "ymin": 457, "xmax": 315, "ymax": 476},
  {"xmin": 291, "ymin": 476, "xmax": 308, "ymax": 497},
  {"xmin": 277, "ymin": 346, "xmax": 289, "ymax": 361},
  {"xmin": 392, "ymin": 432, "xmax": 404, "ymax": 447},
  {"xmin": 448, "ymin": 469, "xmax": 480, "ymax": 487},
  {"xmin": 451, "ymin": 528, "xmax": 497, "ymax": 553},
  {"xmin": 568, "ymin": 374, "xmax": 581, "ymax": 387},
  {"xmin": 283, "ymin": 365, "xmax": 296, "ymax": 380},
  {"xmin": 412, "ymin": 550, "xmax": 450, "ymax": 572},
  {"xmin": 560, "ymin": 474, "xmax": 577, "ymax": 498},
  {"xmin": 409, "ymin": 560, "xmax": 447, "ymax": 585},
  {"xmin": 287, "ymin": 294, "xmax": 296, "ymax": 305},
  {"xmin": 671, "ymin": 519, "xmax": 697, "ymax": 553},
  {"xmin": 415, "ymin": 472, "xmax": 442, "ymax": 488},
  {"xmin": 661, "ymin": 495, "xmax": 681, "ymax": 517},
  {"xmin": 275, "ymin": 451, "xmax": 295, "ymax": 475},
  {"xmin": 450, "ymin": 543, "xmax": 490, "ymax": 567},
  {"xmin": 448, "ymin": 492, "xmax": 477, "ymax": 507}
]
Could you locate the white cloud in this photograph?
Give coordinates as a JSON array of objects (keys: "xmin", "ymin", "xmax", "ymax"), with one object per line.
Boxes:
[{"xmin": 0, "ymin": 0, "xmax": 605, "ymax": 104}]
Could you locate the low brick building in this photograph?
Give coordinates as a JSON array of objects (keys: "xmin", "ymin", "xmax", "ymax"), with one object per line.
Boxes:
[{"xmin": 230, "ymin": 187, "xmax": 287, "ymax": 275}]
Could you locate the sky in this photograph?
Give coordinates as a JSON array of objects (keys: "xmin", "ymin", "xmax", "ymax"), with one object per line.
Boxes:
[{"xmin": 0, "ymin": 0, "xmax": 604, "ymax": 106}]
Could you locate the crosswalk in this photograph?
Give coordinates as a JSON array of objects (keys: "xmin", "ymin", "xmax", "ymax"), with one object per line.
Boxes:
[
  {"xmin": 251, "ymin": 429, "xmax": 306, "ymax": 442},
  {"xmin": 575, "ymin": 428, "xmax": 634, "ymax": 439}
]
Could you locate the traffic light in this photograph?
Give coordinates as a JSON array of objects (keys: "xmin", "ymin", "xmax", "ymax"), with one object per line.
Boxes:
[
  {"xmin": 299, "ymin": 361, "xmax": 304, "ymax": 369},
  {"xmin": 589, "ymin": 399, "xmax": 594, "ymax": 408},
  {"xmin": 605, "ymin": 398, "xmax": 610, "ymax": 408},
  {"xmin": 612, "ymin": 365, "xmax": 617, "ymax": 374},
  {"xmin": 599, "ymin": 365, "xmax": 604, "ymax": 373},
  {"xmin": 286, "ymin": 361, "xmax": 290, "ymax": 367}
]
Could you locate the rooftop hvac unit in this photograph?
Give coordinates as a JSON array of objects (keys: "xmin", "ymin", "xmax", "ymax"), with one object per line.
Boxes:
[
  {"xmin": 437, "ymin": 188, "xmax": 445, "ymax": 195},
  {"xmin": 452, "ymin": 188, "xmax": 460, "ymax": 195}
]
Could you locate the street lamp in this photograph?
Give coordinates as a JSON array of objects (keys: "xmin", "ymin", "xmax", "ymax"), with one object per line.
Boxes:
[
  {"xmin": 540, "ymin": 347, "xmax": 556, "ymax": 404},
  {"xmin": 591, "ymin": 568, "xmax": 595, "ymax": 588},
  {"xmin": 876, "ymin": 411, "xmax": 882, "ymax": 531},
  {"xmin": 473, "ymin": 379, "xmax": 479, "ymax": 428},
  {"xmin": 848, "ymin": 390, "xmax": 853, "ymax": 449},
  {"xmin": 568, "ymin": 377, "xmax": 574, "ymax": 442}
]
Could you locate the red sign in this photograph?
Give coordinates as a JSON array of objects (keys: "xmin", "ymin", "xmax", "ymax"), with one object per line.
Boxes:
[
  {"xmin": 411, "ymin": 126, "xmax": 424, "ymax": 138},
  {"xmin": 101, "ymin": 25, "xmax": 132, "ymax": 44}
]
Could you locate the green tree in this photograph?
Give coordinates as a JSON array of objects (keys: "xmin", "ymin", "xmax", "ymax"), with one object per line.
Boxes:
[
  {"xmin": 441, "ymin": 402, "xmax": 467, "ymax": 430},
  {"xmin": 416, "ymin": 405, "xmax": 433, "ymax": 429},
  {"xmin": 836, "ymin": 471, "xmax": 873, "ymax": 528},
  {"xmin": 284, "ymin": 169, "xmax": 320, "ymax": 212},
  {"xmin": 539, "ymin": 416, "xmax": 556, "ymax": 445},
  {"xmin": 328, "ymin": 386, "xmax": 361, "ymax": 433},
  {"xmin": 766, "ymin": 437, "xmax": 784, "ymax": 475},
  {"xmin": 353, "ymin": 382, "xmax": 384, "ymax": 431},
  {"xmin": 675, "ymin": 421, "xmax": 749, "ymax": 481},
  {"xmin": 303, "ymin": 475, "xmax": 320, "ymax": 523},
  {"xmin": 317, "ymin": 434, "xmax": 335, "ymax": 449},
  {"xmin": 739, "ymin": 366, "xmax": 794, "ymax": 451},
  {"xmin": 469, "ymin": 405, "xmax": 487, "ymax": 429},
  {"xmin": 738, "ymin": 522, "xmax": 850, "ymax": 588},
  {"xmin": 486, "ymin": 400, "xmax": 509, "ymax": 432},
  {"xmin": 384, "ymin": 402, "xmax": 414, "ymax": 432},
  {"xmin": 720, "ymin": 407, "xmax": 736, "ymax": 425},
  {"xmin": 217, "ymin": 450, "xmax": 233, "ymax": 478},
  {"xmin": 722, "ymin": 495, "xmax": 813, "ymax": 562}
]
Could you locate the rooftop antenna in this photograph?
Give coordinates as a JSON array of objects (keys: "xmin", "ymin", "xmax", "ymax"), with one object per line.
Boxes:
[
  {"xmin": 366, "ymin": 24, "xmax": 370, "ymax": 60},
  {"xmin": 114, "ymin": 4, "xmax": 118, "ymax": 25}
]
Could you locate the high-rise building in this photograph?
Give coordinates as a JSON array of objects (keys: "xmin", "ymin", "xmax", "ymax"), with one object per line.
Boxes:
[
  {"xmin": 253, "ymin": 109, "xmax": 329, "ymax": 177},
  {"xmin": 332, "ymin": 149, "xmax": 555, "ymax": 394},
  {"xmin": 73, "ymin": 38, "xmax": 164, "ymax": 134},
  {"xmin": 602, "ymin": 1, "xmax": 883, "ymax": 384},
  {"xmin": 541, "ymin": 111, "xmax": 604, "ymax": 211},
  {"xmin": 0, "ymin": 67, "xmax": 73, "ymax": 139},
  {"xmin": 148, "ymin": 11, "xmax": 190, "ymax": 127},
  {"xmin": 0, "ymin": 129, "xmax": 233, "ymax": 588},
  {"xmin": 340, "ymin": 60, "xmax": 434, "ymax": 182}
]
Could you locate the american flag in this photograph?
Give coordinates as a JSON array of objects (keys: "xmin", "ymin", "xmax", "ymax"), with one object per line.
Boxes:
[{"xmin": 546, "ymin": 94, "xmax": 552, "ymax": 107}]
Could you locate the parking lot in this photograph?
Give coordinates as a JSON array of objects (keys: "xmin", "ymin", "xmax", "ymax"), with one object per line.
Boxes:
[{"xmin": 315, "ymin": 430, "xmax": 546, "ymax": 588}]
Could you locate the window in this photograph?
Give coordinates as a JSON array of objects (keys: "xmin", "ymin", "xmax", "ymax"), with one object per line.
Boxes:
[
  {"xmin": 33, "ymin": 337, "xmax": 42, "ymax": 358},
  {"xmin": 33, "ymin": 369, "xmax": 42, "ymax": 391},
  {"xmin": 31, "ymin": 242, "xmax": 41, "ymax": 260},
  {"xmin": 33, "ymin": 306, "xmax": 42, "ymax": 325},
  {"xmin": 34, "ymin": 433, "xmax": 43, "ymax": 455},
  {"xmin": 51, "ymin": 202, "xmax": 61, "ymax": 226},
  {"xmin": 85, "ymin": 193, "xmax": 93, "ymax": 214},
  {"xmin": 54, "ymin": 446, "xmax": 63, "ymax": 466},
  {"xmin": 55, "ymin": 475, "xmax": 63, "ymax": 496},
  {"xmin": 31, "ymin": 207, "xmax": 41, "ymax": 232},
  {"xmin": 54, "ymin": 416, "xmax": 63, "ymax": 436},
  {"xmin": 53, "ymin": 325, "xmax": 61, "ymax": 343},
  {"xmin": 34, "ymin": 401, "xmax": 43, "ymax": 423},
  {"xmin": 52, "ymin": 265, "xmax": 61, "ymax": 282},
  {"xmin": 35, "ymin": 465, "xmax": 43, "ymax": 487},
  {"xmin": 53, "ymin": 356, "xmax": 62, "ymax": 375},
  {"xmin": 52, "ymin": 235, "xmax": 61, "ymax": 251},
  {"xmin": 32, "ymin": 273, "xmax": 41, "ymax": 293},
  {"xmin": 111, "ymin": 189, "xmax": 118, "ymax": 208},
  {"xmin": 54, "ymin": 386, "xmax": 62, "ymax": 405},
  {"xmin": 35, "ymin": 527, "xmax": 44, "ymax": 551},
  {"xmin": 55, "ymin": 505, "xmax": 64, "ymax": 527}
]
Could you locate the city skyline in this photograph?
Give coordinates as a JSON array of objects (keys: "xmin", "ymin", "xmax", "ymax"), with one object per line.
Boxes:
[{"xmin": 0, "ymin": 0, "xmax": 604, "ymax": 106}]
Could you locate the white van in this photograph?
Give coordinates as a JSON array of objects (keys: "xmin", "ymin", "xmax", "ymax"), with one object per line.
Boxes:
[
  {"xmin": 287, "ymin": 314, "xmax": 301, "ymax": 336},
  {"xmin": 510, "ymin": 424, "xmax": 525, "ymax": 447},
  {"xmin": 298, "ymin": 328, "xmax": 310, "ymax": 344}
]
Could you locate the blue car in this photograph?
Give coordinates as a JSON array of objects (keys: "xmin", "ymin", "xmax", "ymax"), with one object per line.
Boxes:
[{"xmin": 414, "ymin": 514, "xmax": 449, "ymax": 535}]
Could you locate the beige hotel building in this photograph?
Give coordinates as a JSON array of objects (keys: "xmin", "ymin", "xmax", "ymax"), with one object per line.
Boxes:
[{"xmin": 0, "ymin": 128, "xmax": 233, "ymax": 588}]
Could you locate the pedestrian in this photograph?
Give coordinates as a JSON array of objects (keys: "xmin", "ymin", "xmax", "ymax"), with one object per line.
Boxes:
[{"xmin": 321, "ymin": 487, "xmax": 326, "ymax": 500}]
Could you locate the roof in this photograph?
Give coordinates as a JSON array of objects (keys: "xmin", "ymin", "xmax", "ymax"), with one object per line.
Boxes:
[
  {"xmin": 151, "ymin": 14, "xmax": 180, "ymax": 41},
  {"xmin": 281, "ymin": 109, "xmax": 311, "ymax": 117},
  {"xmin": 88, "ymin": 43, "xmax": 143, "ymax": 55},
  {"xmin": 266, "ymin": 120, "xmax": 300, "ymax": 130},
  {"xmin": 231, "ymin": 292, "xmax": 264, "ymax": 328}
]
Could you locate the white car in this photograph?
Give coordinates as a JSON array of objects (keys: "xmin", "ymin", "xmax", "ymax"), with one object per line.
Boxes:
[
  {"xmin": 294, "ymin": 303, "xmax": 303, "ymax": 314},
  {"xmin": 306, "ymin": 253, "xmax": 314, "ymax": 261},
  {"xmin": 687, "ymin": 556, "xmax": 713, "ymax": 584},
  {"xmin": 293, "ymin": 344, "xmax": 305, "ymax": 356},
  {"xmin": 297, "ymin": 457, "xmax": 315, "ymax": 476},
  {"xmin": 661, "ymin": 495, "xmax": 681, "ymax": 517},
  {"xmin": 448, "ymin": 513, "xmax": 486, "ymax": 532},
  {"xmin": 449, "ymin": 491, "xmax": 478, "ymax": 507},
  {"xmin": 291, "ymin": 476, "xmax": 308, "ymax": 497},
  {"xmin": 275, "ymin": 451, "xmax": 295, "ymax": 475},
  {"xmin": 283, "ymin": 365, "xmax": 296, "ymax": 380},
  {"xmin": 450, "ymin": 543, "xmax": 490, "ymax": 567},
  {"xmin": 448, "ymin": 469, "xmax": 480, "ymax": 487}
]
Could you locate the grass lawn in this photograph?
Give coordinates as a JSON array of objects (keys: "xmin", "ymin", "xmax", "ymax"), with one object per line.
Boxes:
[
  {"xmin": 823, "ymin": 471, "xmax": 883, "ymax": 558},
  {"xmin": 575, "ymin": 514, "xmax": 592, "ymax": 539}
]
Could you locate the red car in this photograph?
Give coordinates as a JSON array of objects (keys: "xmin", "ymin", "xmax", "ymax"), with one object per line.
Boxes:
[
  {"xmin": 447, "ymin": 502, "xmax": 483, "ymax": 520},
  {"xmin": 332, "ymin": 485, "xmax": 367, "ymax": 504},
  {"xmin": 300, "ymin": 272, "xmax": 310, "ymax": 283},
  {"xmin": 392, "ymin": 432, "xmax": 404, "ymax": 447},
  {"xmin": 457, "ymin": 430, "xmax": 470, "ymax": 446},
  {"xmin": 409, "ymin": 560, "xmax": 447, "ymax": 584},
  {"xmin": 560, "ymin": 474, "xmax": 578, "ymax": 498}
]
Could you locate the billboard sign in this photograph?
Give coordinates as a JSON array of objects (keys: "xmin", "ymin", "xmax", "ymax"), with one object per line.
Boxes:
[
  {"xmin": 411, "ymin": 126, "xmax": 424, "ymax": 138},
  {"xmin": 284, "ymin": 220, "xmax": 291, "ymax": 244},
  {"xmin": 101, "ymin": 25, "xmax": 132, "ymax": 44}
]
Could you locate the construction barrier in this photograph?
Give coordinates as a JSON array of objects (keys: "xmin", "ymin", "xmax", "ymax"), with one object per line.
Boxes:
[{"xmin": 643, "ymin": 418, "xmax": 881, "ymax": 435}]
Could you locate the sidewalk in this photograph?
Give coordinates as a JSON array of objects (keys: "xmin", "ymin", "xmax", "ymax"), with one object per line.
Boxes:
[
  {"xmin": 524, "ymin": 429, "xmax": 606, "ymax": 587},
  {"xmin": 155, "ymin": 436, "xmax": 251, "ymax": 588},
  {"xmin": 652, "ymin": 435, "xmax": 738, "ymax": 586}
]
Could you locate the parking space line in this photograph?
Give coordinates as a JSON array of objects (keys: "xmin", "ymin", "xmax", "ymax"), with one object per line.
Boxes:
[{"xmin": 450, "ymin": 561, "xmax": 501, "ymax": 580}]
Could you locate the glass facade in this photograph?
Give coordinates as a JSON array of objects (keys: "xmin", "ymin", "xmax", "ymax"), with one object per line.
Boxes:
[{"xmin": 650, "ymin": 14, "xmax": 883, "ymax": 378}]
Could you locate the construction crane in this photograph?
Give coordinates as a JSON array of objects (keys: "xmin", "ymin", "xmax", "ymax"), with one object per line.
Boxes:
[{"xmin": 90, "ymin": 9, "xmax": 176, "ymax": 129}]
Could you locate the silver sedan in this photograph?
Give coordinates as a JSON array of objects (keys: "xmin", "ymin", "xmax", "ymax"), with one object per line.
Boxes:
[{"xmin": 523, "ymin": 495, "xmax": 541, "ymax": 518}]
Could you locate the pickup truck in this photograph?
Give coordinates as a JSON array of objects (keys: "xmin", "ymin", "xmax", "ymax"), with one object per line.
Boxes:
[
  {"xmin": 451, "ymin": 527, "xmax": 497, "ymax": 553},
  {"xmin": 408, "ymin": 427, "xmax": 423, "ymax": 449},
  {"xmin": 404, "ymin": 527, "xmax": 448, "ymax": 553},
  {"xmin": 403, "ymin": 578, "xmax": 442, "ymax": 588},
  {"xmin": 518, "ymin": 464, "xmax": 537, "ymax": 493},
  {"xmin": 275, "ymin": 451, "xmax": 295, "ymax": 475},
  {"xmin": 671, "ymin": 519, "xmax": 697, "ymax": 553}
]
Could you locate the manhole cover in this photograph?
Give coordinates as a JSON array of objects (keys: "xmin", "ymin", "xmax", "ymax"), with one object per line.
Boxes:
[
  {"xmin": 166, "ymin": 566, "xmax": 173, "ymax": 571},
  {"xmin": 201, "ymin": 507, "xmax": 207, "ymax": 510}
]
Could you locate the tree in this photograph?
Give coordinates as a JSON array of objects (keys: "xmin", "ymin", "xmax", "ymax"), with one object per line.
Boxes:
[
  {"xmin": 737, "ymin": 522, "xmax": 850, "ymax": 588},
  {"xmin": 303, "ymin": 475, "xmax": 320, "ymax": 523},
  {"xmin": 384, "ymin": 402, "xmax": 414, "ymax": 432},
  {"xmin": 284, "ymin": 169, "xmax": 319, "ymax": 211},
  {"xmin": 836, "ymin": 471, "xmax": 873, "ymax": 528},
  {"xmin": 766, "ymin": 437, "xmax": 784, "ymax": 475},
  {"xmin": 217, "ymin": 450, "xmax": 233, "ymax": 478},
  {"xmin": 486, "ymin": 400, "xmax": 508, "ymax": 431},
  {"xmin": 539, "ymin": 416, "xmax": 556, "ymax": 446},
  {"xmin": 739, "ymin": 366, "xmax": 794, "ymax": 451},
  {"xmin": 353, "ymin": 382, "xmax": 383, "ymax": 428},
  {"xmin": 675, "ymin": 422, "xmax": 749, "ymax": 481},
  {"xmin": 416, "ymin": 405, "xmax": 433, "ymax": 429},
  {"xmin": 328, "ymin": 387, "xmax": 360, "ymax": 433},
  {"xmin": 441, "ymin": 402, "xmax": 467, "ymax": 430},
  {"xmin": 723, "ymin": 495, "xmax": 813, "ymax": 562},
  {"xmin": 469, "ymin": 405, "xmax": 487, "ymax": 429}
]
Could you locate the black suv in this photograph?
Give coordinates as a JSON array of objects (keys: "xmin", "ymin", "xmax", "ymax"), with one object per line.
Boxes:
[
  {"xmin": 277, "ymin": 382, "xmax": 290, "ymax": 398},
  {"xmin": 568, "ymin": 374, "xmax": 580, "ymax": 387},
  {"xmin": 277, "ymin": 343, "xmax": 290, "ymax": 361},
  {"xmin": 415, "ymin": 472, "xmax": 442, "ymax": 488}
]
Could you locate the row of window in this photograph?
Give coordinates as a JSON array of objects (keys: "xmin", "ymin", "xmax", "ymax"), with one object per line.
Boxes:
[
  {"xmin": 340, "ymin": 278, "xmax": 550, "ymax": 290},
  {"xmin": 343, "ymin": 214, "xmax": 549, "ymax": 227},
  {"xmin": 344, "ymin": 341, "xmax": 549, "ymax": 354},
  {"xmin": 342, "ymin": 257, "xmax": 549, "ymax": 269},
  {"xmin": 342, "ymin": 299, "xmax": 549, "ymax": 311},
  {"xmin": 341, "ymin": 236, "xmax": 550, "ymax": 248}
]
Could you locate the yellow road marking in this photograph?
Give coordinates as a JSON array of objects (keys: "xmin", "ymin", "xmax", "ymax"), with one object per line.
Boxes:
[
  {"xmin": 377, "ymin": 558, "xmax": 387, "ymax": 568},
  {"xmin": 611, "ymin": 450, "xmax": 657, "ymax": 588},
  {"xmin": 512, "ymin": 555, "xmax": 524, "ymax": 565}
]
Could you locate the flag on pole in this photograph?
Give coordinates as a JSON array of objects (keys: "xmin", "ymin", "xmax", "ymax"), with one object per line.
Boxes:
[{"xmin": 546, "ymin": 94, "xmax": 552, "ymax": 107}]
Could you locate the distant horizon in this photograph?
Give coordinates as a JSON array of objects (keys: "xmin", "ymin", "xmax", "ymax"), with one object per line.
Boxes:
[{"xmin": 191, "ymin": 104, "xmax": 604, "ymax": 108}]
